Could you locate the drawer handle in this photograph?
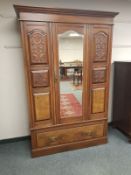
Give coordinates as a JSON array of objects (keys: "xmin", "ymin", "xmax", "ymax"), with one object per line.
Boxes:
[
  {"xmin": 80, "ymin": 131, "xmax": 96, "ymax": 137},
  {"xmin": 49, "ymin": 136, "xmax": 58, "ymax": 142}
]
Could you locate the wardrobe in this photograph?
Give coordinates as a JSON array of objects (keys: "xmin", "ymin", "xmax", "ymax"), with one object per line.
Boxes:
[
  {"xmin": 112, "ymin": 62, "xmax": 131, "ymax": 142},
  {"xmin": 14, "ymin": 5, "xmax": 118, "ymax": 157}
]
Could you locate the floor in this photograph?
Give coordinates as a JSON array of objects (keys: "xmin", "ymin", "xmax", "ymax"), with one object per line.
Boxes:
[{"xmin": 0, "ymin": 127, "xmax": 131, "ymax": 175}]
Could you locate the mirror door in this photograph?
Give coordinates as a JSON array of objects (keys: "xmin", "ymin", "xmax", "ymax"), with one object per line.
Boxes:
[{"xmin": 54, "ymin": 24, "xmax": 87, "ymax": 123}]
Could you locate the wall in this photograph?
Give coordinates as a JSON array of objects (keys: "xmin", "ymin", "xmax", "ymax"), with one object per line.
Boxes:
[{"xmin": 0, "ymin": 0, "xmax": 131, "ymax": 140}]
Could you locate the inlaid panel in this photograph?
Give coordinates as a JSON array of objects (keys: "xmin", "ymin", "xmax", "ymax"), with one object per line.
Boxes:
[
  {"xmin": 92, "ymin": 88, "xmax": 105, "ymax": 113},
  {"xmin": 34, "ymin": 93, "xmax": 50, "ymax": 121},
  {"xmin": 32, "ymin": 70, "xmax": 49, "ymax": 87},
  {"xmin": 28, "ymin": 28, "xmax": 49, "ymax": 64},
  {"xmin": 92, "ymin": 68, "xmax": 106, "ymax": 83},
  {"xmin": 36, "ymin": 123, "xmax": 104, "ymax": 148}
]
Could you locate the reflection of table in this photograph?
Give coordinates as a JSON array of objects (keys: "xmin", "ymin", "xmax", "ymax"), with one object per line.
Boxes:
[
  {"xmin": 60, "ymin": 65, "xmax": 82, "ymax": 79},
  {"xmin": 60, "ymin": 64, "xmax": 82, "ymax": 85}
]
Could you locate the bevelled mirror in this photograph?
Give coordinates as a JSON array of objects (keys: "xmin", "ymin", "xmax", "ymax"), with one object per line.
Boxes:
[{"xmin": 58, "ymin": 30, "xmax": 84, "ymax": 119}]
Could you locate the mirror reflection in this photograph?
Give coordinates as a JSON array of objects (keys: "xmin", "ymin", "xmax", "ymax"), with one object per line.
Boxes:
[{"xmin": 58, "ymin": 31, "xmax": 83, "ymax": 118}]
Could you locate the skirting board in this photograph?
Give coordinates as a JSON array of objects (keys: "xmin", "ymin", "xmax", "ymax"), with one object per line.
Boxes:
[
  {"xmin": 0, "ymin": 123, "xmax": 112, "ymax": 144},
  {"xmin": 0, "ymin": 136, "xmax": 30, "ymax": 144}
]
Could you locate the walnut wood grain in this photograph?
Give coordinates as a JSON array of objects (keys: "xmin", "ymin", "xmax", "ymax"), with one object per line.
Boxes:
[
  {"xmin": 36, "ymin": 123, "xmax": 104, "ymax": 148},
  {"xmin": 34, "ymin": 93, "xmax": 50, "ymax": 121},
  {"xmin": 92, "ymin": 88, "xmax": 105, "ymax": 113}
]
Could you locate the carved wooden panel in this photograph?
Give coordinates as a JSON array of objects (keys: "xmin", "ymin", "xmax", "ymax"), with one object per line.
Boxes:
[
  {"xmin": 36, "ymin": 123, "xmax": 104, "ymax": 148},
  {"xmin": 92, "ymin": 88, "xmax": 105, "ymax": 113},
  {"xmin": 94, "ymin": 32, "xmax": 108, "ymax": 62},
  {"xmin": 92, "ymin": 68, "xmax": 106, "ymax": 83},
  {"xmin": 31, "ymin": 70, "xmax": 49, "ymax": 87},
  {"xmin": 28, "ymin": 29, "xmax": 48, "ymax": 64},
  {"xmin": 34, "ymin": 93, "xmax": 50, "ymax": 121}
]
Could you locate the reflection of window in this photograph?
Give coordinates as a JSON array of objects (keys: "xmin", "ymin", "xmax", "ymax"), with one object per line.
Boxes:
[
  {"xmin": 59, "ymin": 31, "xmax": 83, "ymax": 38},
  {"xmin": 67, "ymin": 68, "xmax": 74, "ymax": 77},
  {"xmin": 73, "ymin": 60, "xmax": 82, "ymax": 66}
]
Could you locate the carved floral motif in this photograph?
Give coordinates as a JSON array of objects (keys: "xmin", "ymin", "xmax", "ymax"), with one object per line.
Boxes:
[
  {"xmin": 92, "ymin": 69, "xmax": 106, "ymax": 83},
  {"xmin": 94, "ymin": 32, "xmax": 108, "ymax": 61},
  {"xmin": 28, "ymin": 30, "xmax": 48, "ymax": 64},
  {"xmin": 32, "ymin": 70, "xmax": 49, "ymax": 87}
]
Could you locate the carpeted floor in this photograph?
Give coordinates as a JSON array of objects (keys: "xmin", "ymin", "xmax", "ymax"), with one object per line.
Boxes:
[
  {"xmin": 0, "ymin": 127, "xmax": 131, "ymax": 175},
  {"xmin": 60, "ymin": 93, "xmax": 82, "ymax": 117},
  {"xmin": 60, "ymin": 81, "xmax": 82, "ymax": 104}
]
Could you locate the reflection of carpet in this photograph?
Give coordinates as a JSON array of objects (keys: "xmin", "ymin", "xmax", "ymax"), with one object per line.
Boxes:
[
  {"xmin": 60, "ymin": 94, "xmax": 82, "ymax": 118},
  {"xmin": 70, "ymin": 82, "xmax": 82, "ymax": 90},
  {"xmin": 72, "ymin": 84, "xmax": 82, "ymax": 90}
]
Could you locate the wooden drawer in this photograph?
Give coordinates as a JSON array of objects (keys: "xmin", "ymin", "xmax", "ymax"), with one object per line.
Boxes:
[{"xmin": 36, "ymin": 123, "xmax": 104, "ymax": 148}]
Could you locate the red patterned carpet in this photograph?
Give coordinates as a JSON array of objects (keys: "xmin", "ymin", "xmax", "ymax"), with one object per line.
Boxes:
[
  {"xmin": 72, "ymin": 84, "xmax": 82, "ymax": 90},
  {"xmin": 60, "ymin": 94, "xmax": 82, "ymax": 118}
]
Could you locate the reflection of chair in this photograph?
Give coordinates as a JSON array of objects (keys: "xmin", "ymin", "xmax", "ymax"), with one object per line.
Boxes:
[
  {"xmin": 60, "ymin": 67, "xmax": 65, "ymax": 79},
  {"xmin": 73, "ymin": 68, "xmax": 82, "ymax": 85}
]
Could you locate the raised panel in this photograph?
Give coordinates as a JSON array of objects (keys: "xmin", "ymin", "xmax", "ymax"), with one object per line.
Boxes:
[
  {"xmin": 36, "ymin": 123, "xmax": 104, "ymax": 148},
  {"xmin": 92, "ymin": 68, "xmax": 106, "ymax": 83},
  {"xmin": 92, "ymin": 88, "xmax": 105, "ymax": 113},
  {"xmin": 34, "ymin": 93, "xmax": 50, "ymax": 121},
  {"xmin": 28, "ymin": 28, "xmax": 49, "ymax": 64},
  {"xmin": 32, "ymin": 70, "xmax": 49, "ymax": 87}
]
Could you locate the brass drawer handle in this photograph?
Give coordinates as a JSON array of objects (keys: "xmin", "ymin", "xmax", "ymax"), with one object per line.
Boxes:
[
  {"xmin": 49, "ymin": 136, "xmax": 58, "ymax": 142},
  {"xmin": 80, "ymin": 131, "xmax": 96, "ymax": 137}
]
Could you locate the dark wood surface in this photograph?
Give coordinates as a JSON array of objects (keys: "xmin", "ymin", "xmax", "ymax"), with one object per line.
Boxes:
[
  {"xmin": 14, "ymin": 5, "xmax": 118, "ymax": 157},
  {"xmin": 112, "ymin": 62, "xmax": 131, "ymax": 142}
]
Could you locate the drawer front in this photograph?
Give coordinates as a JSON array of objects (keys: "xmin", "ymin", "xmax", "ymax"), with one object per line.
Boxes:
[{"xmin": 36, "ymin": 123, "xmax": 104, "ymax": 148}]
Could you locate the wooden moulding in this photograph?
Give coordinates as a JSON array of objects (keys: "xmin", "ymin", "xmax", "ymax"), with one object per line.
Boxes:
[
  {"xmin": 14, "ymin": 5, "xmax": 119, "ymax": 24},
  {"xmin": 14, "ymin": 5, "xmax": 119, "ymax": 18},
  {"xmin": 32, "ymin": 137, "xmax": 107, "ymax": 157}
]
